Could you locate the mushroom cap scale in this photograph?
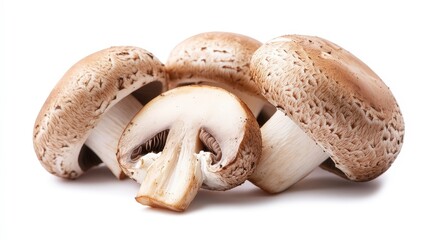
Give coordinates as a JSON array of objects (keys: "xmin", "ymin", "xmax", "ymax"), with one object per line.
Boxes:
[
  {"xmin": 251, "ymin": 35, "xmax": 404, "ymax": 181},
  {"xmin": 166, "ymin": 32, "xmax": 262, "ymax": 97},
  {"xmin": 33, "ymin": 46, "xmax": 167, "ymax": 178}
]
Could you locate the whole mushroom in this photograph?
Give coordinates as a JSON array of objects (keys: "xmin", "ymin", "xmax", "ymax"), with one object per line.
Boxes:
[
  {"xmin": 117, "ymin": 85, "xmax": 261, "ymax": 211},
  {"xmin": 166, "ymin": 31, "xmax": 271, "ymax": 117},
  {"xmin": 249, "ymin": 35, "xmax": 405, "ymax": 193},
  {"xmin": 33, "ymin": 46, "xmax": 167, "ymax": 179}
]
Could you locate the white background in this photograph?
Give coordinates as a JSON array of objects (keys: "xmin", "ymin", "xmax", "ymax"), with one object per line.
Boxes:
[{"xmin": 1, "ymin": 0, "xmax": 428, "ymax": 239}]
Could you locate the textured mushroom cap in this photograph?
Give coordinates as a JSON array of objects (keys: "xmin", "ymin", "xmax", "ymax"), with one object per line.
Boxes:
[
  {"xmin": 166, "ymin": 32, "xmax": 262, "ymax": 97},
  {"xmin": 33, "ymin": 46, "xmax": 167, "ymax": 179},
  {"xmin": 251, "ymin": 35, "xmax": 405, "ymax": 181},
  {"xmin": 117, "ymin": 85, "xmax": 261, "ymax": 190}
]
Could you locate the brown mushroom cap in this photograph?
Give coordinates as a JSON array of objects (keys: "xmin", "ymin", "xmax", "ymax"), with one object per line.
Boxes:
[
  {"xmin": 33, "ymin": 46, "xmax": 167, "ymax": 179},
  {"xmin": 166, "ymin": 32, "xmax": 262, "ymax": 96},
  {"xmin": 251, "ymin": 35, "xmax": 405, "ymax": 181}
]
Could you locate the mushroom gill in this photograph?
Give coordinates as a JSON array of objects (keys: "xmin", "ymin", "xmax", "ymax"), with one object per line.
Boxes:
[
  {"xmin": 130, "ymin": 129, "xmax": 169, "ymax": 161},
  {"xmin": 199, "ymin": 128, "xmax": 222, "ymax": 164}
]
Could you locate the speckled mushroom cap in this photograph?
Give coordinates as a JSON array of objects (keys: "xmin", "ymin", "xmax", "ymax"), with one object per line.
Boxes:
[
  {"xmin": 166, "ymin": 32, "xmax": 262, "ymax": 97},
  {"xmin": 251, "ymin": 35, "xmax": 405, "ymax": 181},
  {"xmin": 33, "ymin": 46, "xmax": 167, "ymax": 179}
]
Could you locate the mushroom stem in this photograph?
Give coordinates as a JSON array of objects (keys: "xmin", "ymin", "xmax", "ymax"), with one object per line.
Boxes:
[
  {"xmin": 236, "ymin": 90, "xmax": 266, "ymax": 117},
  {"xmin": 84, "ymin": 95, "xmax": 142, "ymax": 179},
  {"xmin": 135, "ymin": 122, "xmax": 203, "ymax": 211},
  {"xmin": 249, "ymin": 110, "xmax": 329, "ymax": 193}
]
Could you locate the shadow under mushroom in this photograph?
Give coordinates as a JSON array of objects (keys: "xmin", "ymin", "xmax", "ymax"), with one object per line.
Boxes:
[{"xmin": 187, "ymin": 168, "xmax": 383, "ymax": 212}]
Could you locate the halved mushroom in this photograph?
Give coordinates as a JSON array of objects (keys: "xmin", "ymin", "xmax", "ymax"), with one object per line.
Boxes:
[
  {"xmin": 33, "ymin": 46, "xmax": 167, "ymax": 179},
  {"xmin": 249, "ymin": 35, "xmax": 405, "ymax": 193},
  {"xmin": 166, "ymin": 32, "xmax": 273, "ymax": 118},
  {"xmin": 117, "ymin": 85, "xmax": 261, "ymax": 211}
]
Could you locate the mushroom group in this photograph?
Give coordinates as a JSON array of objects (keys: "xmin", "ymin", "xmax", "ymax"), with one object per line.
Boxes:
[{"xmin": 33, "ymin": 32, "xmax": 404, "ymax": 211}]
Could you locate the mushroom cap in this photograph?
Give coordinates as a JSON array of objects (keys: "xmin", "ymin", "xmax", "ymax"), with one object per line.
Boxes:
[
  {"xmin": 117, "ymin": 85, "xmax": 262, "ymax": 190},
  {"xmin": 166, "ymin": 32, "xmax": 262, "ymax": 97},
  {"xmin": 33, "ymin": 46, "xmax": 167, "ymax": 179},
  {"xmin": 251, "ymin": 35, "xmax": 405, "ymax": 181}
]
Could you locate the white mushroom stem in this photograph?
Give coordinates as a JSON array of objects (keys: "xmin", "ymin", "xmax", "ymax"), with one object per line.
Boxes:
[
  {"xmin": 237, "ymin": 91, "xmax": 266, "ymax": 117},
  {"xmin": 249, "ymin": 110, "xmax": 329, "ymax": 193},
  {"xmin": 85, "ymin": 95, "xmax": 143, "ymax": 179},
  {"xmin": 135, "ymin": 121, "xmax": 203, "ymax": 211}
]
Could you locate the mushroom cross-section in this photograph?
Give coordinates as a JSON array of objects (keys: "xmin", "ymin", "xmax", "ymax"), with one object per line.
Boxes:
[
  {"xmin": 249, "ymin": 35, "xmax": 405, "ymax": 193},
  {"xmin": 117, "ymin": 85, "xmax": 261, "ymax": 211},
  {"xmin": 166, "ymin": 32, "xmax": 270, "ymax": 117},
  {"xmin": 33, "ymin": 46, "xmax": 167, "ymax": 179}
]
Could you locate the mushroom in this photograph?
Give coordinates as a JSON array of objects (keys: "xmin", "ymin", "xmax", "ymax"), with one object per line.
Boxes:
[
  {"xmin": 117, "ymin": 85, "xmax": 261, "ymax": 211},
  {"xmin": 249, "ymin": 35, "xmax": 405, "ymax": 193},
  {"xmin": 33, "ymin": 46, "xmax": 167, "ymax": 179},
  {"xmin": 166, "ymin": 32, "xmax": 271, "ymax": 118}
]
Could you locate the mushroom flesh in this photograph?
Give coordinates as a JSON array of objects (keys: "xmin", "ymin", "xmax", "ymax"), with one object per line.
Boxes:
[{"xmin": 117, "ymin": 85, "xmax": 261, "ymax": 211}]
